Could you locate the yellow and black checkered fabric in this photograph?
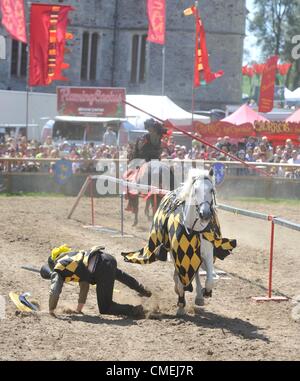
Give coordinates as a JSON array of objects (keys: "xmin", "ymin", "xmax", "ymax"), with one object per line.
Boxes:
[
  {"xmin": 54, "ymin": 250, "xmax": 90, "ymax": 283},
  {"xmin": 123, "ymin": 190, "xmax": 236, "ymax": 287}
]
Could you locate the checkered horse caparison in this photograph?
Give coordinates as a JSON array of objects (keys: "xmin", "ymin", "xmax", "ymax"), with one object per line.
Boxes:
[{"xmin": 122, "ymin": 183, "xmax": 237, "ymax": 287}]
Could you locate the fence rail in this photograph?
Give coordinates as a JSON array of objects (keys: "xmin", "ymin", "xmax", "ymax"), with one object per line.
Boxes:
[
  {"xmin": 273, "ymin": 217, "xmax": 300, "ymax": 232},
  {"xmin": 217, "ymin": 204, "xmax": 272, "ymax": 222},
  {"xmin": 218, "ymin": 201, "xmax": 300, "ymax": 302},
  {"xmin": 0, "ymin": 157, "xmax": 300, "ymax": 172},
  {"xmin": 218, "ymin": 203, "xmax": 300, "ymax": 233}
]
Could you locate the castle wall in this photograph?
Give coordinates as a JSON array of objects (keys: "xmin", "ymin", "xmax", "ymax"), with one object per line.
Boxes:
[{"xmin": 0, "ymin": 0, "xmax": 246, "ymax": 111}]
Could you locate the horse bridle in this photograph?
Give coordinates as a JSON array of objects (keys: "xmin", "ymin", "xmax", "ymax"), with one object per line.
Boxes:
[{"xmin": 190, "ymin": 176, "xmax": 216, "ymax": 232}]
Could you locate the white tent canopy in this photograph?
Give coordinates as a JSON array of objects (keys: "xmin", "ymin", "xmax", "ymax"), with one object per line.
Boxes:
[
  {"xmin": 285, "ymin": 87, "xmax": 300, "ymax": 102},
  {"xmin": 55, "ymin": 116, "xmax": 126, "ymax": 123},
  {"xmin": 125, "ymin": 94, "xmax": 210, "ymax": 129}
]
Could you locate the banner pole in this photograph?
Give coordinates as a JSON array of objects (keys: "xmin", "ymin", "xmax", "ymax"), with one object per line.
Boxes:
[
  {"xmin": 162, "ymin": 45, "xmax": 166, "ymax": 96},
  {"xmin": 25, "ymin": 2, "xmax": 32, "ymax": 139},
  {"xmin": 191, "ymin": 0, "xmax": 199, "ymax": 125}
]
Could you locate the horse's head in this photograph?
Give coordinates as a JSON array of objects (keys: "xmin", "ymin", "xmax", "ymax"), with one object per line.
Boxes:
[{"xmin": 179, "ymin": 168, "xmax": 216, "ymax": 232}]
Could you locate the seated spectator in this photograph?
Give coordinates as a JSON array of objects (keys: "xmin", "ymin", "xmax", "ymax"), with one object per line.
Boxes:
[
  {"xmin": 44, "ymin": 136, "xmax": 53, "ymax": 148},
  {"xmin": 245, "ymin": 136, "xmax": 257, "ymax": 151},
  {"xmin": 215, "ymin": 137, "xmax": 224, "ymax": 150},
  {"xmin": 223, "ymin": 136, "xmax": 231, "ymax": 151},
  {"xmin": 288, "ymin": 150, "xmax": 300, "ymax": 165},
  {"xmin": 245, "ymin": 148, "xmax": 254, "ymax": 162},
  {"xmin": 285, "ymin": 139, "xmax": 294, "ymax": 152}
]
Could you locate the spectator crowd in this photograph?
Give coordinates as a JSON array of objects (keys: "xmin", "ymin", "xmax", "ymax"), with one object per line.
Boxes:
[{"xmin": 1, "ymin": 132, "xmax": 300, "ymax": 179}]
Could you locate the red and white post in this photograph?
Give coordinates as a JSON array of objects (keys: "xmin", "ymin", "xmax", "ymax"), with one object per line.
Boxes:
[{"xmin": 252, "ymin": 216, "xmax": 288, "ymax": 303}]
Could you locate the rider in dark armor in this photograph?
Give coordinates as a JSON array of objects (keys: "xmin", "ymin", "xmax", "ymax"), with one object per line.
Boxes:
[
  {"xmin": 132, "ymin": 119, "xmax": 166, "ymax": 162},
  {"xmin": 126, "ymin": 119, "xmax": 170, "ymax": 226}
]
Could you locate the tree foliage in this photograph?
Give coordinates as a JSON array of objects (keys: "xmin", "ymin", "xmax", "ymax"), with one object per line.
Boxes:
[{"xmin": 248, "ymin": 0, "xmax": 300, "ymax": 89}]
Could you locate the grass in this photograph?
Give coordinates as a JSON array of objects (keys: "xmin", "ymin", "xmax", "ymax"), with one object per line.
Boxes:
[
  {"xmin": 0, "ymin": 192, "xmax": 66, "ymax": 197},
  {"xmin": 0, "ymin": 192, "xmax": 118, "ymax": 198}
]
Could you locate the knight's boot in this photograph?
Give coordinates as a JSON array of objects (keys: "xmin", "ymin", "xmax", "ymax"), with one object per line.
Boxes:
[
  {"xmin": 102, "ymin": 302, "xmax": 145, "ymax": 318},
  {"xmin": 137, "ymin": 284, "xmax": 152, "ymax": 298}
]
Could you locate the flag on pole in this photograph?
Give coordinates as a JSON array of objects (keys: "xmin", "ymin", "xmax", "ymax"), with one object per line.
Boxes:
[
  {"xmin": 29, "ymin": 3, "xmax": 74, "ymax": 87},
  {"xmin": 147, "ymin": 0, "xmax": 166, "ymax": 45},
  {"xmin": 0, "ymin": 0, "xmax": 27, "ymax": 43},
  {"xmin": 184, "ymin": 6, "xmax": 223, "ymax": 88},
  {"xmin": 258, "ymin": 56, "xmax": 278, "ymax": 113}
]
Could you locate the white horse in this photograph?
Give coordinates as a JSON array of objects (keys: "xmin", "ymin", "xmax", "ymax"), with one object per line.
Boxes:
[
  {"xmin": 122, "ymin": 167, "xmax": 236, "ymax": 316},
  {"xmin": 173, "ymin": 168, "xmax": 216, "ymax": 315}
]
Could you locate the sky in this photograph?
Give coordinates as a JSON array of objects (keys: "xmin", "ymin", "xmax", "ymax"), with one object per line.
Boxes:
[{"xmin": 244, "ymin": 0, "xmax": 261, "ymax": 63}]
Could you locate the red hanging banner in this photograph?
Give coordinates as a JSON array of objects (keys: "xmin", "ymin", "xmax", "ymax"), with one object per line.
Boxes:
[
  {"xmin": 29, "ymin": 3, "xmax": 74, "ymax": 87},
  {"xmin": 0, "ymin": 0, "xmax": 27, "ymax": 43},
  {"xmin": 258, "ymin": 56, "xmax": 278, "ymax": 113},
  {"xmin": 184, "ymin": 6, "xmax": 223, "ymax": 88},
  {"xmin": 147, "ymin": 0, "xmax": 166, "ymax": 45}
]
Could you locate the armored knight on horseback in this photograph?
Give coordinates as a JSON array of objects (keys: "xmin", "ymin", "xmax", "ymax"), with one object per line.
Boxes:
[{"xmin": 124, "ymin": 119, "xmax": 174, "ymax": 226}]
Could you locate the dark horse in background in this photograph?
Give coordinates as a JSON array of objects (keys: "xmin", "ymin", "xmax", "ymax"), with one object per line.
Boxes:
[
  {"xmin": 124, "ymin": 160, "xmax": 175, "ymax": 226},
  {"xmin": 123, "ymin": 118, "xmax": 174, "ymax": 226}
]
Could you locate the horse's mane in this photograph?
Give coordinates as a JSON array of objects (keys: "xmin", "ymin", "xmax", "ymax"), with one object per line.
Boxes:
[{"xmin": 177, "ymin": 168, "xmax": 215, "ymax": 201}]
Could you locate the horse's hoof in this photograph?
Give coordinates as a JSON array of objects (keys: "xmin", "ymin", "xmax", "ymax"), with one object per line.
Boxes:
[
  {"xmin": 194, "ymin": 306, "xmax": 203, "ymax": 315},
  {"xmin": 195, "ymin": 297, "xmax": 205, "ymax": 307},
  {"xmin": 202, "ymin": 289, "xmax": 212, "ymax": 298},
  {"xmin": 176, "ymin": 308, "xmax": 186, "ymax": 317}
]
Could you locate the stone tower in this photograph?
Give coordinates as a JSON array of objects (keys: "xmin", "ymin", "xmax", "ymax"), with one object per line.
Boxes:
[{"xmin": 0, "ymin": 0, "xmax": 246, "ymax": 110}]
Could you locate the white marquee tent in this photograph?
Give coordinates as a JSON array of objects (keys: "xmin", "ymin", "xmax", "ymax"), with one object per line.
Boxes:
[
  {"xmin": 285, "ymin": 87, "xmax": 300, "ymax": 103},
  {"xmin": 125, "ymin": 94, "xmax": 210, "ymax": 130}
]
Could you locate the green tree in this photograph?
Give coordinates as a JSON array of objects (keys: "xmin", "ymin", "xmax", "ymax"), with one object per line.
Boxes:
[
  {"xmin": 282, "ymin": 7, "xmax": 300, "ymax": 89},
  {"xmin": 248, "ymin": 0, "xmax": 300, "ymax": 89},
  {"xmin": 249, "ymin": 0, "xmax": 298, "ymax": 57}
]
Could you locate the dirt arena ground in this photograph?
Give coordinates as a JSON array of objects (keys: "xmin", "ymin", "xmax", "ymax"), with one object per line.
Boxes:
[{"xmin": 0, "ymin": 195, "xmax": 299, "ymax": 361}]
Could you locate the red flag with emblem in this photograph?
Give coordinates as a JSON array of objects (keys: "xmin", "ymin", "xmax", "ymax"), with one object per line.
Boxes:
[
  {"xmin": 258, "ymin": 56, "xmax": 278, "ymax": 113},
  {"xmin": 0, "ymin": 0, "xmax": 27, "ymax": 43},
  {"xmin": 147, "ymin": 0, "xmax": 166, "ymax": 45},
  {"xmin": 184, "ymin": 6, "xmax": 223, "ymax": 88},
  {"xmin": 29, "ymin": 3, "xmax": 74, "ymax": 86}
]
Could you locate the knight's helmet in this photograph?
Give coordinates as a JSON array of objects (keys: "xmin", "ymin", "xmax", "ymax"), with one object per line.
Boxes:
[
  {"xmin": 40, "ymin": 264, "xmax": 52, "ymax": 280},
  {"xmin": 144, "ymin": 119, "xmax": 167, "ymax": 136},
  {"xmin": 40, "ymin": 244, "xmax": 72, "ymax": 280}
]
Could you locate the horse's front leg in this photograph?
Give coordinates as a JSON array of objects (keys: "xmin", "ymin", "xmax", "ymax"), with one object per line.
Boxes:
[
  {"xmin": 144, "ymin": 197, "xmax": 152, "ymax": 221},
  {"xmin": 173, "ymin": 271, "xmax": 186, "ymax": 316},
  {"xmin": 132, "ymin": 196, "xmax": 139, "ymax": 226},
  {"xmin": 200, "ymin": 236, "xmax": 215, "ymax": 298},
  {"xmin": 195, "ymin": 267, "xmax": 205, "ymax": 307}
]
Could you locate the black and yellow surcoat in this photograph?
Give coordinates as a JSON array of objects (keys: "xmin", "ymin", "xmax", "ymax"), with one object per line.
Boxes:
[
  {"xmin": 53, "ymin": 250, "xmax": 91, "ymax": 283},
  {"xmin": 122, "ymin": 190, "xmax": 237, "ymax": 287}
]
